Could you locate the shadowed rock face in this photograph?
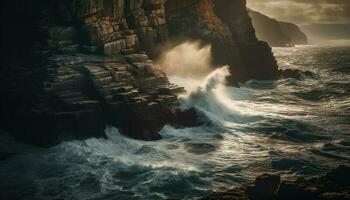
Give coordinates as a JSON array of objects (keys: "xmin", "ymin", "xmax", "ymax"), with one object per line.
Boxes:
[
  {"xmin": 1, "ymin": 0, "xmax": 279, "ymax": 146},
  {"xmin": 165, "ymin": 0, "xmax": 279, "ymax": 83},
  {"xmin": 279, "ymin": 22, "xmax": 308, "ymax": 45},
  {"xmin": 248, "ymin": 9, "xmax": 290, "ymax": 47}
]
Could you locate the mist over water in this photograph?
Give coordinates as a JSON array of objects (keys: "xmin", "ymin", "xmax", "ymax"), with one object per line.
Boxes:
[{"xmin": 1, "ymin": 45, "xmax": 350, "ymax": 200}]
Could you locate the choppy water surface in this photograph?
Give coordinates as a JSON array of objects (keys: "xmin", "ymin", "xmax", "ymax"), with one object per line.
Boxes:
[{"xmin": 1, "ymin": 45, "xmax": 350, "ymax": 200}]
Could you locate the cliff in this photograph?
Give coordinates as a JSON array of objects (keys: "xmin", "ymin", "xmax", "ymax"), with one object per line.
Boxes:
[
  {"xmin": 279, "ymin": 22, "xmax": 308, "ymax": 45},
  {"xmin": 249, "ymin": 9, "xmax": 307, "ymax": 46},
  {"xmin": 166, "ymin": 0, "xmax": 279, "ymax": 82},
  {"xmin": 0, "ymin": 0, "xmax": 279, "ymax": 146}
]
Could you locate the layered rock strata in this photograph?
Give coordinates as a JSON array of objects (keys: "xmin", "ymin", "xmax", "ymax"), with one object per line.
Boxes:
[
  {"xmin": 1, "ymin": 49, "xmax": 196, "ymax": 146},
  {"xmin": 0, "ymin": 0, "xmax": 199, "ymax": 146},
  {"xmin": 165, "ymin": 0, "xmax": 279, "ymax": 82},
  {"xmin": 1, "ymin": 0, "xmax": 280, "ymax": 145}
]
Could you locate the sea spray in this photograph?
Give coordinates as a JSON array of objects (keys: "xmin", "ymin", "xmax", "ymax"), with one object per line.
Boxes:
[
  {"xmin": 178, "ymin": 66, "xmax": 231, "ymax": 109},
  {"xmin": 158, "ymin": 42, "xmax": 212, "ymax": 77},
  {"xmin": 1, "ymin": 45, "xmax": 349, "ymax": 200},
  {"xmin": 169, "ymin": 66, "xmax": 264, "ymax": 125},
  {"xmin": 175, "ymin": 66, "xmax": 255, "ymax": 124}
]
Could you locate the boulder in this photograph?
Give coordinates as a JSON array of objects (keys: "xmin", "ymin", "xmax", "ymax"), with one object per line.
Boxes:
[
  {"xmin": 124, "ymin": 54, "xmax": 149, "ymax": 63},
  {"xmin": 278, "ymin": 181, "xmax": 320, "ymax": 200},
  {"xmin": 202, "ymin": 165, "xmax": 350, "ymax": 200},
  {"xmin": 280, "ymin": 69, "xmax": 315, "ymax": 80},
  {"xmin": 173, "ymin": 108, "xmax": 202, "ymax": 127},
  {"xmin": 247, "ymin": 173, "xmax": 281, "ymax": 200}
]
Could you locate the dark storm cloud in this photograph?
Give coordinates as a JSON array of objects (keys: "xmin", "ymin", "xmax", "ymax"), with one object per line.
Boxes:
[{"xmin": 247, "ymin": 0, "xmax": 350, "ymax": 24}]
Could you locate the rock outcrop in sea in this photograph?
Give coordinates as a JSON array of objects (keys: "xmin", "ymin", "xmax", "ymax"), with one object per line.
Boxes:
[
  {"xmin": 1, "ymin": 0, "xmax": 279, "ymax": 146},
  {"xmin": 202, "ymin": 165, "xmax": 350, "ymax": 200},
  {"xmin": 166, "ymin": 0, "xmax": 279, "ymax": 82}
]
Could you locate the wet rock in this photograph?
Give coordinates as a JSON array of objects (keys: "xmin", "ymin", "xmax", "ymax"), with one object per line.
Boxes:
[
  {"xmin": 202, "ymin": 187, "xmax": 249, "ymax": 200},
  {"xmin": 104, "ymin": 40, "xmax": 126, "ymax": 55},
  {"xmin": 165, "ymin": 0, "xmax": 279, "ymax": 82},
  {"xmin": 278, "ymin": 181, "xmax": 320, "ymax": 200},
  {"xmin": 247, "ymin": 173, "xmax": 281, "ymax": 200},
  {"xmin": 280, "ymin": 69, "xmax": 315, "ymax": 80},
  {"xmin": 320, "ymin": 165, "xmax": 350, "ymax": 188},
  {"xmin": 280, "ymin": 69, "xmax": 302, "ymax": 80},
  {"xmin": 2, "ymin": 0, "xmax": 289, "ymax": 145},
  {"xmin": 202, "ymin": 165, "xmax": 350, "ymax": 200},
  {"xmin": 320, "ymin": 192, "xmax": 350, "ymax": 200},
  {"xmin": 124, "ymin": 54, "xmax": 149, "ymax": 63},
  {"xmin": 173, "ymin": 108, "xmax": 202, "ymax": 127},
  {"xmin": 304, "ymin": 71, "xmax": 314, "ymax": 78}
]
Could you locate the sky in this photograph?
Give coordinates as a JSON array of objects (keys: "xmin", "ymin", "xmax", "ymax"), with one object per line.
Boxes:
[{"xmin": 246, "ymin": 0, "xmax": 350, "ymax": 25}]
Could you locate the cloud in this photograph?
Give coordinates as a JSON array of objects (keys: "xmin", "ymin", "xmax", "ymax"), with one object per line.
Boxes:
[{"xmin": 246, "ymin": 0, "xmax": 350, "ymax": 25}]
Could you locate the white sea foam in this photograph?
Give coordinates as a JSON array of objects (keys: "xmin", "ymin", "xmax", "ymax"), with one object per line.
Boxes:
[{"xmin": 1, "ymin": 45, "xmax": 350, "ymax": 200}]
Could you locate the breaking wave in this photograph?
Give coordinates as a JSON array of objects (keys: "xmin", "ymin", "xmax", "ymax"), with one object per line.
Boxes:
[{"xmin": 1, "ymin": 45, "xmax": 350, "ymax": 200}]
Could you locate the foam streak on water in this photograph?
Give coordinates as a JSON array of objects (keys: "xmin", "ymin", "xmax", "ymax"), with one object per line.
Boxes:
[{"xmin": 1, "ymin": 45, "xmax": 350, "ymax": 200}]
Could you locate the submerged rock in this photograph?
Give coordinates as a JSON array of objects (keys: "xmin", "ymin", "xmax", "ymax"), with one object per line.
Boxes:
[
  {"xmin": 279, "ymin": 69, "xmax": 316, "ymax": 80},
  {"xmin": 184, "ymin": 142, "xmax": 216, "ymax": 154},
  {"xmin": 247, "ymin": 173, "xmax": 281, "ymax": 200}
]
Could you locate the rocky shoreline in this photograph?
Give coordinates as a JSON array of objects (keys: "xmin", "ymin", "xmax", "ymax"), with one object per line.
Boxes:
[
  {"xmin": 1, "ymin": 0, "xmax": 310, "ymax": 146},
  {"xmin": 1, "ymin": 2, "xmax": 348, "ymax": 200},
  {"xmin": 2, "ymin": 51, "xmax": 202, "ymax": 146},
  {"xmin": 202, "ymin": 165, "xmax": 350, "ymax": 200}
]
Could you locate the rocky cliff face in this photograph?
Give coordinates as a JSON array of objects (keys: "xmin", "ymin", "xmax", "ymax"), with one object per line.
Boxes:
[
  {"xmin": 279, "ymin": 22, "xmax": 308, "ymax": 45},
  {"xmin": 249, "ymin": 9, "xmax": 307, "ymax": 46},
  {"xmin": 165, "ymin": 0, "xmax": 279, "ymax": 82},
  {"xmin": 0, "ymin": 0, "xmax": 279, "ymax": 146}
]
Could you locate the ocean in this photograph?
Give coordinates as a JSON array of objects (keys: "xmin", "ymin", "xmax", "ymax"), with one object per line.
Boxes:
[{"xmin": 1, "ymin": 44, "xmax": 350, "ymax": 200}]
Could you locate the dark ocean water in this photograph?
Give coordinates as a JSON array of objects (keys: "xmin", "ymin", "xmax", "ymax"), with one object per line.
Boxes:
[{"xmin": 1, "ymin": 45, "xmax": 350, "ymax": 200}]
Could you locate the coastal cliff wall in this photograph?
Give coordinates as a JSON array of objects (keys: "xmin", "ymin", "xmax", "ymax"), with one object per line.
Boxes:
[
  {"xmin": 249, "ymin": 9, "xmax": 308, "ymax": 46},
  {"xmin": 279, "ymin": 22, "xmax": 308, "ymax": 45},
  {"xmin": 165, "ymin": 0, "xmax": 279, "ymax": 82},
  {"xmin": 1, "ymin": 0, "xmax": 279, "ymax": 146}
]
